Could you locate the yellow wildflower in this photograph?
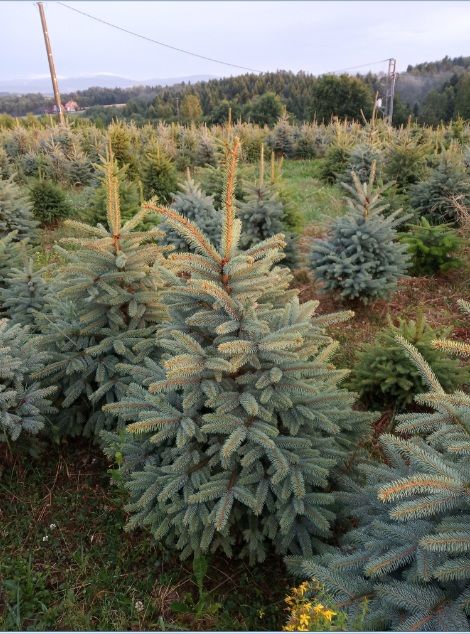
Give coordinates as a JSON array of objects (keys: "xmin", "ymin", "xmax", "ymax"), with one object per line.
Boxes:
[
  {"xmin": 312, "ymin": 602, "xmax": 325, "ymax": 614},
  {"xmin": 322, "ymin": 608, "xmax": 336, "ymax": 622},
  {"xmin": 299, "ymin": 613, "xmax": 310, "ymax": 626}
]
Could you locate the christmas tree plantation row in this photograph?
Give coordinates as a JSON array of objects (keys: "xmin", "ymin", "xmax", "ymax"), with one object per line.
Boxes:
[{"xmin": 1, "ymin": 135, "xmax": 469, "ymax": 632}]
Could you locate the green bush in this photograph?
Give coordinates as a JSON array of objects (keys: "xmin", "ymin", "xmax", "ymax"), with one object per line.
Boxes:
[
  {"xmin": 400, "ymin": 217, "xmax": 462, "ymax": 275},
  {"xmin": 348, "ymin": 314, "xmax": 468, "ymax": 410},
  {"xmin": 29, "ymin": 180, "xmax": 71, "ymax": 225}
]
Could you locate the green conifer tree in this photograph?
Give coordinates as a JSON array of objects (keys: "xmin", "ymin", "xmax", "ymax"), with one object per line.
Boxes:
[
  {"xmin": 0, "ymin": 259, "xmax": 49, "ymax": 331},
  {"xmin": 87, "ymin": 159, "xmax": 140, "ymax": 225},
  {"xmin": 339, "ymin": 143, "xmax": 384, "ymax": 187},
  {"xmin": 237, "ymin": 145, "xmax": 298, "ymax": 267},
  {"xmin": 159, "ymin": 176, "xmax": 220, "ymax": 252},
  {"xmin": 141, "ymin": 144, "xmax": 179, "ymax": 204},
  {"xmin": 29, "ymin": 179, "xmax": 71, "ymax": 225},
  {"xmin": 310, "ymin": 165, "xmax": 410, "ymax": 304},
  {"xmin": 0, "ymin": 176, "xmax": 38, "ymax": 240},
  {"xmin": 410, "ymin": 153, "xmax": 470, "ymax": 225},
  {"xmin": 103, "ymin": 138, "xmax": 373, "ymax": 563},
  {"xmin": 34, "ymin": 154, "xmax": 169, "ymax": 439},
  {"xmin": 0, "ymin": 319, "xmax": 55, "ymax": 444},
  {"xmin": 0, "ymin": 232, "xmax": 24, "ymax": 285},
  {"xmin": 288, "ymin": 300, "xmax": 470, "ymax": 631}
]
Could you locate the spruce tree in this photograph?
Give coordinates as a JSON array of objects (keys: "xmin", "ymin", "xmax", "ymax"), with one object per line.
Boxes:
[
  {"xmin": 87, "ymin": 159, "xmax": 140, "ymax": 225},
  {"xmin": 288, "ymin": 300, "xmax": 470, "ymax": 631},
  {"xmin": 34, "ymin": 155, "xmax": 169, "ymax": 439},
  {"xmin": 410, "ymin": 153, "xmax": 470, "ymax": 225},
  {"xmin": 103, "ymin": 138, "xmax": 373, "ymax": 563},
  {"xmin": 339, "ymin": 143, "xmax": 384, "ymax": 187},
  {"xmin": 0, "ymin": 259, "xmax": 49, "ymax": 330},
  {"xmin": 0, "ymin": 232, "xmax": 23, "ymax": 286},
  {"xmin": 0, "ymin": 176, "xmax": 38, "ymax": 241},
  {"xmin": 29, "ymin": 179, "xmax": 71, "ymax": 225},
  {"xmin": 159, "ymin": 175, "xmax": 220, "ymax": 252},
  {"xmin": 310, "ymin": 165, "xmax": 410, "ymax": 304},
  {"xmin": 141, "ymin": 144, "xmax": 179, "ymax": 205},
  {"xmin": 0, "ymin": 319, "xmax": 55, "ymax": 443},
  {"xmin": 237, "ymin": 145, "xmax": 298, "ymax": 267},
  {"xmin": 267, "ymin": 115, "xmax": 295, "ymax": 158}
]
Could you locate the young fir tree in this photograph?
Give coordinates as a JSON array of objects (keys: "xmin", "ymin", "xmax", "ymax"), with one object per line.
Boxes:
[
  {"xmin": 0, "ymin": 258, "xmax": 49, "ymax": 331},
  {"xmin": 34, "ymin": 155, "xmax": 169, "ymax": 439},
  {"xmin": 310, "ymin": 165, "xmax": 410, "ymax": 304},
  {"xmin": 29, "ymin": 179, "xmax": 71, "ymax": 225},
  {"xmin": 103, "ymin": 138, "xmax": 374, "ymax": 564},
  {"xmin": 141, "ymin": 144, "xmax": 179, "ymax": 205},
  {"xmin": 237, "ymin": 145, "xmax": 298, "ymax": 267},
  {"xmin": 159, "ymin": 175, "xmax": 220, "ymax": 252},
  {"xmin": 339, "ymin": 143, "xmax": 384, "ymax": 187},
  {"xmin": 0, "ymin": 176, "xmax": 38, "ymax": 241},
  {"xmin": 0, "ymin": 319, "xmax": 55, "ymax": 444},
  {"xmin": 87, "ymin": 158, "xmax": 140, "ymax": 225},
  {"xmin": 409, "ymin": 153, "xmax": 470, "ymax": 225},
  {"xmin": 288, "ymin": 300, "xmax": 470, "ymax": 631}
]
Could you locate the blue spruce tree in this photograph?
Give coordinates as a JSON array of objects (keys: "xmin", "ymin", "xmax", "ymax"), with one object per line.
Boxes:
[
  {"xmin": 102, "ymin": 138, "xmax": 374, "ymax": 564},
  {"xmin": 34, "ymin": 154, "xmax": 169, "ymax": 439},
  {"xmin": 288, "ymin": 300, "xmax": 470, "ymax": 631},
  {"xmin": 0, "ymin": 319, "xmax": 55, "ymax": 445},
  {"xmin": 310, "ymin": 164, "xmax": 410, "ymax": 304}
]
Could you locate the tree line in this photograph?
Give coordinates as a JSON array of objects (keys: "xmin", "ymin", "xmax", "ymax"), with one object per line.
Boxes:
[{"xmin": 1, "ymin": 56, "xmax": 469, "ymax": 126}]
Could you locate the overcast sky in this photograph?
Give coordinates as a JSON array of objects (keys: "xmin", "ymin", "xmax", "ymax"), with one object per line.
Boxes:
[{"xmin": 1, "ymin": 1, "xmax": 470, "ymax": 80}]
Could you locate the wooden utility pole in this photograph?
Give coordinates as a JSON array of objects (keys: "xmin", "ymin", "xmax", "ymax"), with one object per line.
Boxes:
[
  {"xmin": 384, "ymin": 58, "xmax": 397, "ymax": 124},
  {"xmin": 37, "ymin": 2, "xmax": 65, "ymax": 125}
]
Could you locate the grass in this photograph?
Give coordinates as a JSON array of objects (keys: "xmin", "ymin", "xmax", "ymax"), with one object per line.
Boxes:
[
  {"xmin": 0, "ymin": 443, "xmax": 289, "ymax": 631},
  {"xmin": 195, "ymin": 158, "xmax": 345, "ymax": 229}
]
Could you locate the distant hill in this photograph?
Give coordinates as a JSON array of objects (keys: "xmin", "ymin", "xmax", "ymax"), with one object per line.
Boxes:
[{"xmin": 0, "ymin": 74, "xmax": 218, "ymax": 95}]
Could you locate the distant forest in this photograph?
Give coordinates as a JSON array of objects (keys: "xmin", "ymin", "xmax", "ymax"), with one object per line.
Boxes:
[{"xmin": 1, "ymin": 55, "xmax": 469, "ymax": 126}]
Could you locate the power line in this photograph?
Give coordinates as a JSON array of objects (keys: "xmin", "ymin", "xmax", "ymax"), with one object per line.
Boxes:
[
  {"xmin": 324, "ymin": 58, "xmax": 391, "ymax": 75},
  {"xmin": 56, "ymin": 1, "xmax": 264, "ymax": 74}
]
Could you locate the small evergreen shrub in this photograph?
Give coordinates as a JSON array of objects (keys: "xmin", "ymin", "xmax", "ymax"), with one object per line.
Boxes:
[
  {"xmin": 290, "ymin": 303, "xmax": 470, "ymax": 631},
  {"xmin": 29, "ymin": 179, "xmax": 71, "ymax": 225},
  {"xmin": 400, "ymin": 217, "xmax": 462, "ymax": 276},
  {"xmin": 348, "ymin": 313, "xmax": 467, "ymax": 410},
  {"xmin": 0, "ymin": 177, "xmax": 38, "ymax": 240},
  {"xmin": 0, "ymin": 319, "xmax": 55, "ymax": 443},
  {"xmin": 409, "ymin": 154, "xmax": 470, "ymax": 225},
  {"xmin": 310, "ymin": 167, "xmax": 410, "ymax": 304},
  {"xmin": 142, "ymin": 145, "xmax": 179, "ymax": 204}
]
